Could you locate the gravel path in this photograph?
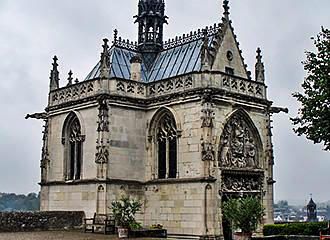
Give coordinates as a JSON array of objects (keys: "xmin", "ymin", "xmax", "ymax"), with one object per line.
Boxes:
[{"xmin": 0, "ymin": 231, "xmax": 163, "ymax": 240}]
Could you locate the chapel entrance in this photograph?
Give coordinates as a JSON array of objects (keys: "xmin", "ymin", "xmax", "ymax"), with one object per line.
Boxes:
[{"xmin": 221, "ymin": 191, "xmax": 263, "ymax": 240}]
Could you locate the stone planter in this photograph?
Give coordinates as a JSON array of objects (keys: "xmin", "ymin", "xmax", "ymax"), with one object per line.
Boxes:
[
  {"xmin": 234, "ymin": 232, "xmax": 252, "ymax": 240},
  {"xmin": 118, "ymin": 226, "xmax": 129, "ymax": 238},
  {"xmin": 129, "ymin": 229, "xmax": 167, "ymax": 238}
]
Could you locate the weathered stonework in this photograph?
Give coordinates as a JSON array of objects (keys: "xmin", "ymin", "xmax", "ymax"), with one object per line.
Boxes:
[
  {"xmin": 0, "ymin": 211, "xmax": 84, "ymax": 232},
  {"xmin": 27, "ymin": 1, "xmax": 280, "ymax": 239}
]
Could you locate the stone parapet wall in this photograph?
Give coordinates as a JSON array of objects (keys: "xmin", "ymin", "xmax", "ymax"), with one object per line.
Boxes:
[{"xmin": 0, "ymin": 211, "xmax": 85, "ymax": 232}]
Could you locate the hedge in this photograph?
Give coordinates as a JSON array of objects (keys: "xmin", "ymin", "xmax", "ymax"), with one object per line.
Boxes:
[{"xmin": 263, "ymin": 222, "xmax": 328, "ymax": 236}]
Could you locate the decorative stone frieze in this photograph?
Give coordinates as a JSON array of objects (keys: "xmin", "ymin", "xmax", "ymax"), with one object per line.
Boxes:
[{"xmin": 221, "ymin": 172, "xmax": 263, "ymax": 192}]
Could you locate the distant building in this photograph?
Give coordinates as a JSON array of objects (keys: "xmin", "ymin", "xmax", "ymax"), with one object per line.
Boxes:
[{"xmin": 307, "ymin": 198, "xmax": 318, "ymax": 222}]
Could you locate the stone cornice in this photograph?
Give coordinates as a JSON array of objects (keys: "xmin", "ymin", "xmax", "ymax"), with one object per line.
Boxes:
[
  {"xmin": 221, "ymin": 168, "xmax": 265, "ymax": 176},
  {"xmin": 39, "ymin": 177, "xmax": 217, "ymax": 187}
]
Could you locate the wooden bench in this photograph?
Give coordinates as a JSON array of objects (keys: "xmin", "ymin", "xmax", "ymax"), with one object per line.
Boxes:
[{"xmin": 84, "ymin": 213, "xmax": 115, "ymax": 234}]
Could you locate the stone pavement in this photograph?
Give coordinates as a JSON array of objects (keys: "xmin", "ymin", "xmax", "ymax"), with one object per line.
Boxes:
[{"xmin": 0, "ymin": 231, "xmax": 163, "ymax": 240}]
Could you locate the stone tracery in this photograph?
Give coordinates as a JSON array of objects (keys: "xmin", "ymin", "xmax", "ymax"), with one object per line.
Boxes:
[
  {"xmin": 63, "ymin": 113, "xmax": 85, "ymax": 181},
  {"xmin": 157, "ymin": 114, "xmax": 177, "ymax": 141}
]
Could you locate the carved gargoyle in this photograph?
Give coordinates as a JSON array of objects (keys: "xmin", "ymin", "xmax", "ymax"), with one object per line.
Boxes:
[
  {"xmin": 270, "ymin": 107, "xmax": 289, "ymax": 114},
  {"xmin": 25, "ymin": 112, "xmax": 48, "ymax": 120}
]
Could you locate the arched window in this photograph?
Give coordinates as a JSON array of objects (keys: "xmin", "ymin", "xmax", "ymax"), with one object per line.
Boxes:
[
  {"xmin": 156, "ymin": 113, "xmax": 177, "ymax": 179},
  {"xmin": 62, "ymin": 113, "xmax": 84, "ymax": 180}
]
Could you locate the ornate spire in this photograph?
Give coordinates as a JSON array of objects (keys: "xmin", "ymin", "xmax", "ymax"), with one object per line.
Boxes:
[
  {"xmin": 67, "ymin": 70, "xmax": 73, "ymax": 86},
  {"xmin": 49, "ymin": 56, "xmax": 60, "ymax": 91},
  {"xmin": 100, "ymin": 38, "xmax": 110, "ymax": 78},
  {"xmin": 134, "ymin": 0, "xmax": 168, "ymax": 52},
  {"xmin": 255, "ymin": 47, "xmax": 265, "ymax": 83},
  {"xmin": 223, "ymin": 0, "xmax": 230, "ymax": 18}
]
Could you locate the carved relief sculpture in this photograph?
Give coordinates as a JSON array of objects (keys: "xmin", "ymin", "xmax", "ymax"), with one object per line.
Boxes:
[
  {"xmin": 221, "ymin": 173, "xmax": 263, "ymax": 192},
  {"xmin": 219, "ymin": 113, "xmax": 259, "ymax": 168}
]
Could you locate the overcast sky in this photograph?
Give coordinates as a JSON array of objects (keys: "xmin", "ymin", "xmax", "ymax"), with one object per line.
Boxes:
[{"xmin": 0, "ymin": 0, "xmax": 329, "ymax": 205}]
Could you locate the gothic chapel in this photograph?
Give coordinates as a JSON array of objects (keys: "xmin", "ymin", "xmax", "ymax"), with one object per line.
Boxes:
[{"xmin": 27, "ymin": 0, "xmax": 286, "ymax": 239}]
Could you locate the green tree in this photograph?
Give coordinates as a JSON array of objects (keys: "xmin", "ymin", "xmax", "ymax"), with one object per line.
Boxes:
[
  {"xmin": 275, "ymin": 200, "xmax": 289, "ymax": 209},
  {"xmin": 222, "ymin": 197, "xmax": 265, "ymax": 234},
  {"xmin": 0, "ymin": 192, "xmax": 40, "ymax": 211},
  {"xmin": 291, "ymin": 27, "xmax": 330, "ymax": 151}
]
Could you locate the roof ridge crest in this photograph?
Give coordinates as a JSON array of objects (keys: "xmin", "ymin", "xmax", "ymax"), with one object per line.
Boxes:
[
  {"xmin": 112, "ymin": 29, "xmax": 138, "ymax": 51},
  {"xmin": 163, "ymin": 22, "xmax": 223, "ymax": 50}
]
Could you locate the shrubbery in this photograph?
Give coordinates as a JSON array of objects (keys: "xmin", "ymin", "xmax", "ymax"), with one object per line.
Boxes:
[{"xmin": 264, "ymin": 222, "xmax": 328, "ymax": 236}]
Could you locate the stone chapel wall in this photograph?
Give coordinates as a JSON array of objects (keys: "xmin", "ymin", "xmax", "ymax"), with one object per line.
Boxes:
[
  {"xmin": 47, "ymin": 106, "xmax": 99, "ymax": 181},
  {"xmin": 108, "ymin": 106, "xmax": 146, "ymax": 181}
]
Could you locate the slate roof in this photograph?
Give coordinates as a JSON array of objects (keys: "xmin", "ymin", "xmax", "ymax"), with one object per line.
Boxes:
[{"xmin": 85, "ymin": 32, "xmax": 217, "ymax": 83}]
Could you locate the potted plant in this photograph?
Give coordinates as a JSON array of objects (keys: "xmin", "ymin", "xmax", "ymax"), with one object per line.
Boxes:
[
  {"xmin": 222, "ymin": 196, "xmax": 265, "ymax": 240},
  {"xmin": 111, "ymin": 195, "xmax": 142, "ymax": 238}
]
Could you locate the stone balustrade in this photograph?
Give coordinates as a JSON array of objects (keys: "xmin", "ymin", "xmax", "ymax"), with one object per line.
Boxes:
[
  {"xmin": 49, "ymin": 79, "xmax": 98, "ymax": 107},
  {"xmin": 48, "ymin": 72, "xmax": 266, "ymax": 107}
]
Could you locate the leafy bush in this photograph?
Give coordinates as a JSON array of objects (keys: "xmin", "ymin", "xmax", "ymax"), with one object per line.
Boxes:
[
  {"xmin": 110, "ymin": 195, "xmax": 142, "ymax": 227},
  {"xmin": 129, "ymin": 221, "xmax": 143, "ymax": 230},
  {"xmin": 222, "ymin": 197, "xmax": 265, "ymax": 233},
  {"xmin": 264, "ymin": 222, "xmax": 328, "ymax": 236}
]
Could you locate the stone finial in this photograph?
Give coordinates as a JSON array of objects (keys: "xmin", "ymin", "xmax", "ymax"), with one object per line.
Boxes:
[
  {"xmin": 49, "ymin": 55, "xmax": 60, "ymax": 91},
  {"xmin": 223, "ymin": 0, "xmax": 230, "ymax": 18},
  {"xmin": 100, "ymin": 38, "xmax": 110, "ymax": 79},
  {"xmin": 255, "ymin": 47, "xmax": 265, "ymax": 83},
  {"xmin": 201, "ymin": 29, "xmax": 210, "ymax": 71},
  {"xmin": 67, "ymin": 70, "xmax": 73, "ymax": 86},
  {"xmin": 113, "ymin": 29, "xmax": 118, "ymax": 44},
  {"xmin": 75, "ymin": 78, "xmax": 79, "ymax": 84}
]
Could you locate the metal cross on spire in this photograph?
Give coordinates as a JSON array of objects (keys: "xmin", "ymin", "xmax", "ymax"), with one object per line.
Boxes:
[
  {"xmin": 256, "ymin": 47, "xmax": 263, "ymax": 63},
  {"xmin": 67, "ymin": 70, "xmax": 73, "ymax": 86},
  {"xmin": 223, "ymin": 0, "xmax": 230, "ymax": 17}
]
